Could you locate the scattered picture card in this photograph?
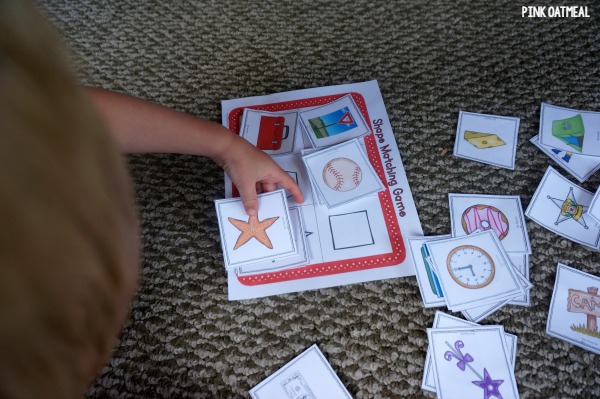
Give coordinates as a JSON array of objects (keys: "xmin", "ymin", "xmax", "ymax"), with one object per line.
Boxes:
[
  {"xmin": 215, "ymin": 190, "xmax": 297, "ymax": 269},
  {"xmin": 249, "ymin": 344, "xmax": 353, "ymax": 399},
  {"xmin": 239, "ymin": 108, "xmax": 300, "ymax": 155},
  {"xmin": 539, "ymin": 103, "xmax": 600, "ymax": 157},
  {"xmin": 448, "ymin": 193, "xmax": 531, "ymax": 254},
  {"xmin": 407, "ymin": 235, "xmax": 451, "ymax": 308},
  {"xmin": 298, "ymin": 94, "xmax": 370, "ymax": 148},
  {"xmin": 427, "ymin": 326, "xmax": 519, "ymax": 399},
  {"xmin": 453, "ymin": 111, "xmax": 520, "ymax": 170},
  {"xmin": 530, "ymin": 134, "xmax": 600, "ymax": 183},
  {"xmin": 525, "ymin": 166, "xmax": 600, "ymax": 250},
  {"xmin": 424, "ymin": 231, "xmax": 526, "ymax": 311},
  {"xmin": 422, "ymin": 311, "xmax": 517, "ymax": 393},
  {"xmin": 547, "ymin": 263, "xmax": 600, "ymax": 355},
  {"xmin": 302, "ymin": 139, "xmax": 384, "ymax": 208},
  {"xmin": 588, "ymin": 186, "xmax": 600, "ymax": 224},
  {"xmin": 507, "ymin": 255, "xmax": 531, "ymax": 307}
]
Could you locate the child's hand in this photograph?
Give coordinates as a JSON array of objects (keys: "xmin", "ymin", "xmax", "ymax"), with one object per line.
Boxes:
[{"xmin": 215, "ymin": 134, "xmax": 304, "ymax": 215}]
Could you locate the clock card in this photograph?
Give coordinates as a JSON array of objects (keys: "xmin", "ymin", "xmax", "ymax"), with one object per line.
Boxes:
[
  {"xmin": 239, "ymin": 108, "xmax": 299, "ymax": 155},
  {"xmin": 453, "ymin": 111, "xmax": 520, "ymax": 170},
  {"xmin": 538, "ymin": 103, "xmax": 600, "ymax": 157},
  {"xmin": 448, "ymin": 193, "xmax": 531, "ymax": 254},
  {"xmin": 424, "ymin": 231, "xmax": 526, "ymax": 311},
  {"xmin": 422, "ymin": 311, "xmax": 517, "ymax": 393},
  {"xmin": 427, "ymin": 326, "xmax": 519, "ymax": 399},
  {"xmin": 407, "ymin": 235, "xmax": 451, "ymax": 308},
  {"xmin": 215, "ymin": 190, "xmax": 297, "ymax": 269},
  {"xmin": 530, "ymin": 134, "xmax": 600, "ymax": 183},
  {"xmin": 302, "ymin": 138, "xmax": 385, "ymax": 208},
  {"xmin": 588, "ymin": 186, "xmax": 600, "ymax": 225},
  {"xmin": 547, "ymin": 263, "xmax": 600, "ymax": 355},
  {"xmin": 249, "ymin": 344, "xmax": 353, "ymax": 399},
  {"xmin": 525, "ymin": 166, "xmax": 600, "ymax": 250},
  {"xmin": 298, "ymin": 94, "xmax": 371, "ymax": 148}
]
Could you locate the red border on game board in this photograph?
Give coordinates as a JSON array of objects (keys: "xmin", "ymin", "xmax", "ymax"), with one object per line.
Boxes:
[{"xmin": 228, "ymin": 92, "xmax": 406, "ymax": 286}]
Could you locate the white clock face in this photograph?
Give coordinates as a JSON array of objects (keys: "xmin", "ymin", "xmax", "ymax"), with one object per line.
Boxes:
[{"xmin": 446, "ymin": 245, "xmax": 495, "ymax": 289}]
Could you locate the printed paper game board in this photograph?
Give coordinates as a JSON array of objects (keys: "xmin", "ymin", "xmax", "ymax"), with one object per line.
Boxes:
[{"xmin": 221, "ymin": 81, "xmax": 422, "ymax": 300}]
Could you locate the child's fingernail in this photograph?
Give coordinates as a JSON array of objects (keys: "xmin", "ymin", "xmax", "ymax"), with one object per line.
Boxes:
[{"xmin": 247, "ymin": 208, "xmax": 257, "ymax": 216}]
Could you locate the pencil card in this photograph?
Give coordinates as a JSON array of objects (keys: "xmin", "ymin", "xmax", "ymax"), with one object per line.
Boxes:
[
  {"xmin": 298, "ymin": 94, "xmax": 370, "ymax": 148},
  {"xmin": 302, "ymin": 139, "xmax": 384, "ymax": 208},
  {"xmin": 427, "ymin": 326, "xmax": 519, "ymax": 399},
  {"xmin": 530, "ymin": 134, "xmax": 600, "ymax": 183},
  {"xmin": 407, "ymin": 235, "xmax": 451, "ymax": 308},
  {"xmin": 234, "ymin": 207, "xmax": 309, "ymax": 276},
  {"xmin": 538, "ymin": 103, "xmax": 600, "ymax": 157},
  {"xmin": 239, "ymin": 108, "xmax": 298, "ymax": 155},
  {"xmin": 449, "ymin": 193, "xmax": 531, "ymax": 254},
  {"xmin": 249, "ymin": 344, "xmax": 353, "ymax": 399},
  {"xmin": 453, "ymin": 111, "xmax": 520, "ymax": 170},
  {"xmin": 547, "ymin": 263, "xmax": 600, "ymax": 355},
  {"xmin": 215, "ymin": 189, "xmax": 297, "ymax": 269},
  {"xmin": 588, "ymin": 186, "xmax": 600, "ymax": 224},
  {"xmin": 424, "ymin": 231, "xmax": 526, "ymax": 311},
  {"xmin": 422, "ymin": 311, "xmax": 517, "ymax": 393},
  {"xmin": 525, "ymin": 166, "xmax": 600, "ymax": 250}
]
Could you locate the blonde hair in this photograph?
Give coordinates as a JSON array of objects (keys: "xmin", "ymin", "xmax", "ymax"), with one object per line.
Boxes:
[{"xmin": 0, "ymin": 1, "xmax": 140, "ymax": 397}]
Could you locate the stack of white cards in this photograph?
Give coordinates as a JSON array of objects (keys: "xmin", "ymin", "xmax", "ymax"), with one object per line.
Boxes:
[
  {"xmin": 422, "ymin": 312, "xmax": 520, "ymax": 399},
  {"xmin": 408, "ymin": 194, "xmax": 533, "ymax": 321},
  {"xmin": 420, "ymin": 230, "xmax": 532, "ymax": 322},
  {"xmin": 531, "ymin": 103, "xmax": 600, "ymax": 183},
  {"xmin": 214, "ymin": 189, "xmax": 309, "ymax": 273},
  {"xmin": 249, "ymin": 344, "xmax": 353, "ymax": 399}
]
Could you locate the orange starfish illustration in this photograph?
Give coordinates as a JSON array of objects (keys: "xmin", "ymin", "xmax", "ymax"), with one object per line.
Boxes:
[{"xmin": 228, "ymin": 215, "xmax": 279, "ymax": 250}]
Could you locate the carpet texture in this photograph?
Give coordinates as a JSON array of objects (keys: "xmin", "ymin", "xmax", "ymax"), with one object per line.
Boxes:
[{"xmin": 37, "ymin": 1, "xmax": 600, "ymax": 398}]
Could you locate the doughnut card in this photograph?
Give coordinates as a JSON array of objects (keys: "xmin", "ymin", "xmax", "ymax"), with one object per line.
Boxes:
[
  {"xmin": 298, "ymin": 94, "xmax": 370, "ymax": 148},
  {"xmin": 538, "ymin": 103, "xmax": 600, "ymax": 157},
  {"xmin": 525, "ymin": 166, "xmax": 600, "ymax": 250},
  {"xmin": 448, "ymin": 193, "xmax": 531, "ymax": 254},
  {"xmin": 302, "ymin": 138, "xmax": 385, "ymax": 208},
  {"xmin": 249, "ymin": 344, "xmax": 353, "ymax": 399},
  {"xmin": 422, "ymin": 311, "xmax": 517, "ymax": 393},
  {"xmin": 453, "ymin": 111, "xmax": 520, "ymax": 170},
  {"xmin": 530, "ymin": 134, "xmax": 600, "ymax": 183}
]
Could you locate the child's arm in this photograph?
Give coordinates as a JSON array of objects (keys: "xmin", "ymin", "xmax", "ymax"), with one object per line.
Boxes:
[{"xmin": 85, "ymin": 87, "xmax": 303, "ymax": 215}]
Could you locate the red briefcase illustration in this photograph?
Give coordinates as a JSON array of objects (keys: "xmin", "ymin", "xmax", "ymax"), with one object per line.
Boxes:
[{"xmin": 256, "ymin": 116, "xmax": 289, "ymax": 150}]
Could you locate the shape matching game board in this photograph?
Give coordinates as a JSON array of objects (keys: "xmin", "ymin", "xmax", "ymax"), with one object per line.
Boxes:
[{"xmin": 220, "ymin": 81, "xmax": 422, "ymax": 300}]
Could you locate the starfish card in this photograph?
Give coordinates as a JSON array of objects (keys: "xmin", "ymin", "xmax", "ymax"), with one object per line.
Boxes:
[
  {"xmin": 453, "ymin": 111, "xmax": 520, "ymax": 170},
  {"xmin": 525, "ymin": 166, "xmax": 600, "ymax": 250},
  {"xmin": 215, "ymin": 189, "xmax": 298, "ymax": 269},
  {"xmin": 427, "ymin": 326, "xmax": 519, "ymax": 399}
]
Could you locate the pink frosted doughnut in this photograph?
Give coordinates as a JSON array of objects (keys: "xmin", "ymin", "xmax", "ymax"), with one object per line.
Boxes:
[{"xmin": 461, "ymin": 204, "xmax": 509, "ymax": 240}]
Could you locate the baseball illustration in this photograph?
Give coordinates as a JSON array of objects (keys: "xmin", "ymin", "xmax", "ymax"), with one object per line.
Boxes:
[{"xmin": 322, "ymin": 157, "xmax": 362, "ymax": 191}]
